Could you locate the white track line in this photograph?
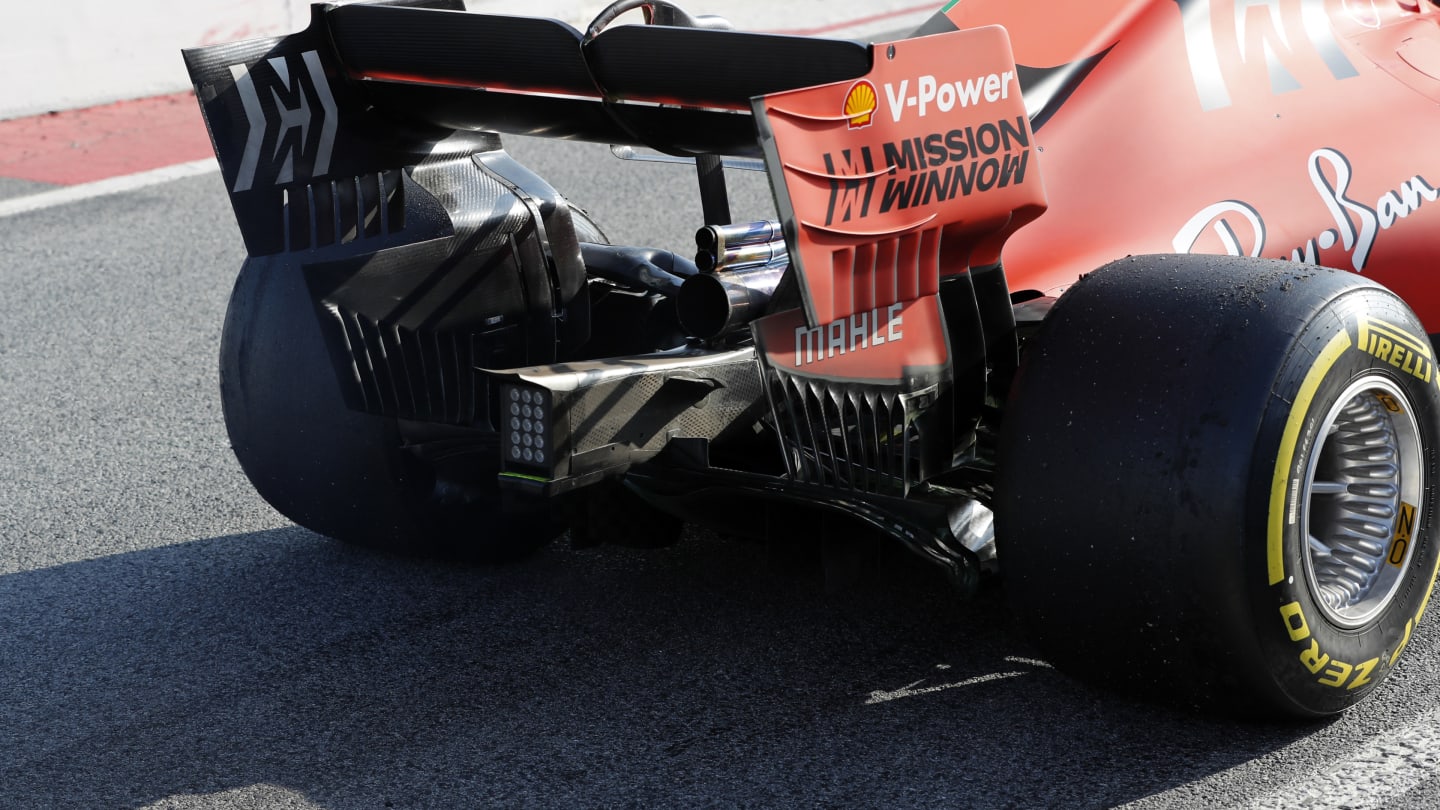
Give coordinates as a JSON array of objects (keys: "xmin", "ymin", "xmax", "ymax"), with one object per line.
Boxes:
[
  {"xmin": 865, "ymin": 670, "xmax": 1029, "ymax": 704},
  {"xmin": 1238, "ymin": 708, "xmax": 1440, "ymax": 809},
  {"xmin": 0, "ymin": 159, "xmax": 218, "ymax": 219},
  {"xmin": 1230, "ymin": 706, "xmax": 1440, "ymax": 810}
]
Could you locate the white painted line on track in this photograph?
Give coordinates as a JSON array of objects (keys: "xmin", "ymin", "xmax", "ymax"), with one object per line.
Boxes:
[
  {"xmin": 0, "ymin": 159, "xmax": 218, "ymax": 219},
  {"xmin": 1234, "ymin": 706, "xmax": 1440, "ymax": 810},
  {"xmin": 864, "ymin": 659, "xmax": 1051, "ymax": 705},
  {"xmin": 865, "ymin": 670, "xmax": 1029, "ymax": 704}
]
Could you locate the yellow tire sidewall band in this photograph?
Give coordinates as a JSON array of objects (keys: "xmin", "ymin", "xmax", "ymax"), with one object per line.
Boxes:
[{"xmin": 1268, "ymin": 331, "xmax": 1353, "ymax": 586}]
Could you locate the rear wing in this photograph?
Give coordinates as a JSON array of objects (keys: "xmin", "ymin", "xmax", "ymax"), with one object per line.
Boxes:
[
  {"xmin": 183, "ymin": 2, "xmax": 1046, "ymax": 350},
  {"xmin": 181, "ymin": 1, "xmax": 874, "ymax": 255},
  {"xmin": 329, "ymin": 3, "xmax": 872, "ymax": 155},
  {"xmin": 184, "ymin": 1, "xmax": 869, "ymax": 253}
]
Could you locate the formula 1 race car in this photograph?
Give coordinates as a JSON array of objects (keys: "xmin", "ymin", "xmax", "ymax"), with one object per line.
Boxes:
[{"xmin": 183, "ymin": 0, "xmax": 1440, "ymax": 716}]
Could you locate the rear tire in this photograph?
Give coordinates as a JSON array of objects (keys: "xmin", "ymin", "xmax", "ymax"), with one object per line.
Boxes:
[
  {"xmin": 996, "ymin": 255, "xmax": 1440, "ymax": 716},
  {"xmin": 220, "ymin": 255, "xmax": 561, "ymax": 561}
]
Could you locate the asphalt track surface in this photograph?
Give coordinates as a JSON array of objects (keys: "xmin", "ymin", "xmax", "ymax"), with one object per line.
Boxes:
[{"xmin": 4, "ymin": 132, "xmax": 1440, "ymax": 808}]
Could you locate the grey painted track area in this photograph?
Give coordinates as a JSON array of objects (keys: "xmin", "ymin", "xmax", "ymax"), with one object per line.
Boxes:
[
  {"xmin": 1, "ymin": 138, "xmax": 1439, "ymax": 809},
  {"xmin": 0, "ymin": 177, "xmax": 55, "ymax": 201}
]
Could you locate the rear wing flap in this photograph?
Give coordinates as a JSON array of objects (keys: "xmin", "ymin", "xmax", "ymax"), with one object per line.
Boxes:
[{"xmin": 325, "ymin": 3, "xmax": 872, "ymax": 155}]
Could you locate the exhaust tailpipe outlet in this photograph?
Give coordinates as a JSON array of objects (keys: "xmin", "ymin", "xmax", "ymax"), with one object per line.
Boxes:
[
  {"xmin": 677, "ymin": 261, "xmax": 787, "ymax": 339},
  {"xmin": 695, "ymin": 238, "xmax": 787, "ymax": 273},
  {"xmin": 695, "ymin": 220, "xmax": 783, "ymax": 256},
  {"xmin": 695, "ymin": 220, "xmax": 786, "ymax": 272}
]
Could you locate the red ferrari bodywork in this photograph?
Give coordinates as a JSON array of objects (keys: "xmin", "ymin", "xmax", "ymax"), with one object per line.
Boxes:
[{"xmin": 940, "ymin": 0, "xmax": 1440, "ymax": 328}]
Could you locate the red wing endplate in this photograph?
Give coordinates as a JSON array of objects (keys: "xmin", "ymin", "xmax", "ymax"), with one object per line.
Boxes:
[{"xmin": 751, "ymin": 26, "xmax": 1047, "ymax": 383}]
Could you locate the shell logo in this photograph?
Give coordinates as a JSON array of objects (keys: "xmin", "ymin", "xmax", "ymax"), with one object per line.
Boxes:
[{"xmin": 844, "ymin": 80, "xmax": 877, "ymax": 130}]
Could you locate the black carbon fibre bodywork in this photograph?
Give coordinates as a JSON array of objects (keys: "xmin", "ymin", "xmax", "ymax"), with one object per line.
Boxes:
[{"xmin": 301, "ymin": 150, "xmax": 593, "ymax": 426}]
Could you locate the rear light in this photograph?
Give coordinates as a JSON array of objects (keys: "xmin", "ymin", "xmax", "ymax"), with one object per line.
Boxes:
[{"xmin": 502, "ymin": 384, "xmax": 553, "ymax": 470}]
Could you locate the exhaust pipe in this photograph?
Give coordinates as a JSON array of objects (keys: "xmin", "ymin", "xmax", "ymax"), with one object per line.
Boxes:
[
  {"xmin": 694, "ymin": 221, "xmax": 786, "ymax": 272},
  {"xmin": 682, "ymin": 219, "xmax": 789, "ymax": 339},
  {"xmin": 695, "ymin": 238, "xmax": 787, "ymax": 273},
  {"xmin": 695, "ymin": 220, "xmax": 783, "ymax": 256},
  {"xmin": 677, "ymin": 259, "xmax": 787, "ymax": 339}
]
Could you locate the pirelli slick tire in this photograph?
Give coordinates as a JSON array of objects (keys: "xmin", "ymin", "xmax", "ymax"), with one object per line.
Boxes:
[
  {"xmin": 996, "ymin": 255, "xmax": 1440, "ymax": 717},
  {"xmin": 219, "ymin": 256, "xmax": 562, "ymax": 562}
]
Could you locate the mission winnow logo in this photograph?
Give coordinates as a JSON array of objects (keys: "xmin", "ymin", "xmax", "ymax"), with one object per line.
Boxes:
[
  {"xmin": 821, "ymin": 71, "xmax": 1030, "ymax": 228},
  {"xmin": 821, "ymin": 116, "xmax": 1032, "ymax": 228}
]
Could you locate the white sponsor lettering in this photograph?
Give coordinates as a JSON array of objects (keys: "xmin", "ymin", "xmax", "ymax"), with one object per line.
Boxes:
[
  {"xmin": 883, "ymin": 71, "xmax": 1015, "ymax": 123},
  {"xmin": 794, "ymin": 303, "xmax": 905, "ymax": 368},
  {"xmin": 1172, "ymin": 147, "xmax": 1439, "ymax": 272},
  {"xmin": 1178, "ymin": 0, "xmax": 1357, "ymax": 112}
]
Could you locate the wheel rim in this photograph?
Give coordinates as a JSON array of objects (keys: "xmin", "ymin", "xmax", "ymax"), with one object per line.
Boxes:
[{"xmin": 1300, "ymin": 376, "xmax": 1424, "ymax": 629}]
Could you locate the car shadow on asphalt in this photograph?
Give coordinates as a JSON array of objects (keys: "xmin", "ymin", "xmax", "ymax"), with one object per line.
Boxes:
[{"xmin": 0, "ymin": 525, "xmax": 1318, "ymax": 808}]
